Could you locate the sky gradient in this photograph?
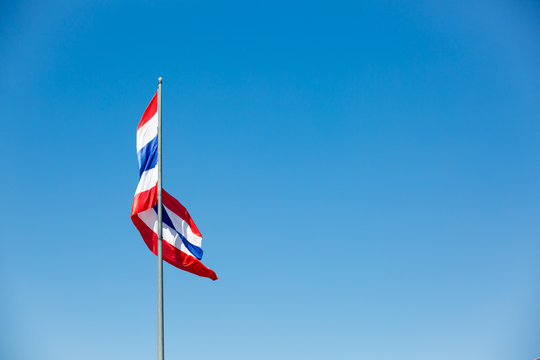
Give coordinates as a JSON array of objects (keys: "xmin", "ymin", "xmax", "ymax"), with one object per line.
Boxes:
[{"xmin": 1, "ymin": 1, "xmax": 540, "ymax": 359}]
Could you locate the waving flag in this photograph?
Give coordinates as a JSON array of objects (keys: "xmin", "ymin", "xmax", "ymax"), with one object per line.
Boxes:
[{"xmin": 131, "ymin": 91, "xmax": 218, "ymax": 280}]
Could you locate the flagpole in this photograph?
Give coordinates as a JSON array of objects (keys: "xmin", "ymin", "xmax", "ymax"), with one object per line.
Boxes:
[{"xmin": 157, "ymin": 76, "xmax": 164, "ymax": 360}]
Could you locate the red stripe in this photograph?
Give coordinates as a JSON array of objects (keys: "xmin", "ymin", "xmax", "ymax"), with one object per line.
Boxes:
[
  {"xmin": 131, "ymin": 214, "xmax": 218, "ymax": 280},
  {"xmin": 163, "ymin": 241, "xmax": 218, "ymax": 280},
  {"xmin": 162, "ymin": 189, "xmax": 202, "ymax": 237},
  {"xmin": 131, "ymin": 185, "xmax": 158, "ymax": 216},
  {"xmin": 137, "ymin": 91, "xmax": 158, "ymax": 130}
]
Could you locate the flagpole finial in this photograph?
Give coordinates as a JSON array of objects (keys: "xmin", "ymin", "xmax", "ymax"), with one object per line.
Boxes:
[{"xmin": 158, "ymin": 77, "xmax": 162, "ymax": 84}]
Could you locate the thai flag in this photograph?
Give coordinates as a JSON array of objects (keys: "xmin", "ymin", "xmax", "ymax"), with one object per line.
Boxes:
[{"xmin": 131, "ymin": 91, "xmax": 218, "ymax": 280}]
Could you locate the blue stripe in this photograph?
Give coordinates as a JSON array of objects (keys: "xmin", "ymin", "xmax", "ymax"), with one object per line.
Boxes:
[
  {"xmin": 152, "ymin": 205, "xmax": 204, "ymax": 260},
  {"xmin": 137, "ymin": 135, "xmax": 158, "ymax": 177},
  {"xmin": 180, "ymin": 234, "xmax": 203, "ymax": 260}
]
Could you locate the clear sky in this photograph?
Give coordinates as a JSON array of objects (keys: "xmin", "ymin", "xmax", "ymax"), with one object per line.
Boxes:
[{"xmin": 1, "ymin": 1, "xmax": 539, "ymax": 359}]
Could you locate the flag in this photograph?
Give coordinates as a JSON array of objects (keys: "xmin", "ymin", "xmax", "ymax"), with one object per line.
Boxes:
[{"xmin": 131, "ymin": 91, "xmax": 218, "ymax": 280}]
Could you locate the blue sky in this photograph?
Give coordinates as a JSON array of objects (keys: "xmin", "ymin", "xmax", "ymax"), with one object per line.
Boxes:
[{"xmin": 1, "ymin": 1, "xmax": 540, "ymax": 359}]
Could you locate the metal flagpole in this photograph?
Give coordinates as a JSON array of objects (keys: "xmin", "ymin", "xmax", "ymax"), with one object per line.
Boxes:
[{"xmin": 157, "ymin": 77, "xmax": 164, "ymax": 360}]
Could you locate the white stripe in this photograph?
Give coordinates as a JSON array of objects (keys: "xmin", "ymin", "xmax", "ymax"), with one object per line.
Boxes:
[
  {"xmin": 136, "ymin": 112, "xmax": 158, "ymax": 153},
  {"xmin": 164, "ymin": 206, "xmax": 203, "ymax": 248},
  {"xmin": 163, "ymin": 223, "xmax": 196, "ymax": 257},
  {"xmin": 135, "ymin": 167, "xmax": 158, "ymax": 195},
  {"xmin": 138, "ymin": 209, "xmax": 196, "ymax": 258},
  {"xmin": 138, "ymin": 208, "xmax": 157, "ymax": 231}
]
